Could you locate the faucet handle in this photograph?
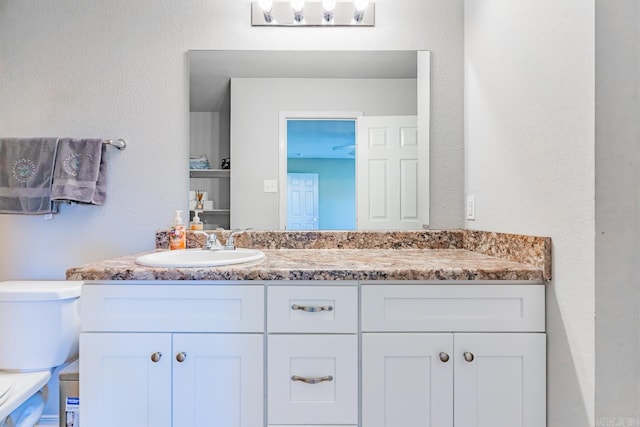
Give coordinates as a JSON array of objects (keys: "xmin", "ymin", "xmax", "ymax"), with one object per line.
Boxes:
[
  {"xmin": 224, "ymin": 229, "xmax": 249, "ymax": 250},
  {"xmin": 206, "ymin": 233, "xmax": 223, "ymax": 250},
  {"xmin": 193, "ymin": 231, "xmax": 222, "ymax": 250}
]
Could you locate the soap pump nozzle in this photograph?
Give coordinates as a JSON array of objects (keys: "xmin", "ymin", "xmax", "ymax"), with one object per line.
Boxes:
[{"xmin": 173, "ymin": 210, "xmax": 184, "ymax": 225}]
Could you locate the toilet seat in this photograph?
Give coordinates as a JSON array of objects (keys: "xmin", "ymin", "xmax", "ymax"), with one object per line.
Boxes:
[
  {"xmin": 0, "ymin": 377, "xmax": 13, "ymax": 405},
  {"xmin": 0, "ymin": 371, "xmax": 50, "ymax": 421}
]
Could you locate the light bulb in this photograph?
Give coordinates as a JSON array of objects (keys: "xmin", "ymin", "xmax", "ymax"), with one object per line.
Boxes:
[
  {"xmin": 291, "ymin": 0, "xmax": 304, "ymax": 23},
  {"xmin": 322, "ymin": 0, "xmax": 337, "ymax": 12},
  {"xmin": 258, "ymin": 0, "xmax": 273, "ymax": 12},
  {"xmin": 353, "ymin": 0, "xmax": 368, "ymax": 22},
  {"xmin": 322, "ymin": 0, "xmax": 336, "ymax": 23},
  {"xmin": 258, "ymin": 0, "xmax": 274, "ymax": 23},
  {"xmin": 354, "ymin": 0, "xmax": 369, "ymax": 11},
  {"xmin": 291, "ymin": 0, "xmax": 305, "ymax": 12},
  {"xmin": 354, "ymin": 0, "xmax": 369, "ymax": 12}
]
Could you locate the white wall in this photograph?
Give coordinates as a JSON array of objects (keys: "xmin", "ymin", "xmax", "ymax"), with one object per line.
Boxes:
[
  {"xmin": 0, "ymin": 0, "xmax": 464, "ymax": 280},
  {"xmin": 230, "ymin": 77, "xmax": 417, "ymax": 229},
  {"xmin": 465, "ymin": 1, "xmax": 595, "ymax": 426},
  {"xmin": 595, "ymin": 0, "xmax": 640, "ymax": 421}
]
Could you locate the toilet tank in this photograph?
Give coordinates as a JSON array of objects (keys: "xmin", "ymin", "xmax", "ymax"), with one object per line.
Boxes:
[{"xmin": 0, "ymin": 281, "xmax": 82, "ymax": 371}]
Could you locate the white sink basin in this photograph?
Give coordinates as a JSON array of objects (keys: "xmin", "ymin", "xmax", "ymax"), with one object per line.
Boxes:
[{"xmin": 135, "ymin": 248, "xmax": 265, "ymax": 268}]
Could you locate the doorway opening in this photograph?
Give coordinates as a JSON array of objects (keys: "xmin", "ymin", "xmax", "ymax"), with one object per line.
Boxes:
[{"xmin": 279, "ymin": 112, "xmax": 361, "ymax": 230}]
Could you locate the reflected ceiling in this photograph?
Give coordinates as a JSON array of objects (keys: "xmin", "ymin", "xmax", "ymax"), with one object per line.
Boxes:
[{"xmin": 189, "ymin": 50, "xmax": 418, "ymax": 112}]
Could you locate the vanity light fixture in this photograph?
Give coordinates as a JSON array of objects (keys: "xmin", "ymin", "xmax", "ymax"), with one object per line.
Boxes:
[{"xmin": 251, "ymin": 1, "xmax": 375, "ymax": 26}]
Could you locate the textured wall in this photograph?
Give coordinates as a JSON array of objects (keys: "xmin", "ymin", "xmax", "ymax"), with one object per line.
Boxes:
[
  {"xmin": 465, "ymin": 1, "xmax": 595, "ymax": 426},
  {"xmin": 0, "ymin": 0, "xmax": 464, "ymax": 281},
  {"xmin": 595, "ymin": 0, "xmax": 640, "ymax": 422}
]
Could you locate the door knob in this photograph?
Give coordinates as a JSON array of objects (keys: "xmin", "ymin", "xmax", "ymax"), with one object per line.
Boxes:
[
  {"xmin": 463, "ymin": 352, "xmax": 475, "ymax": 362},
  {"xmin": 150, "ymin": 352, "xmax": 162, "ymax": 363},
  {"xmin": 439, "ymin": 352, "xmax": 450, "ymax": 362},
  {"xmin": 176, "ymin": 352, "xmax": 187, "ymax": 363}
]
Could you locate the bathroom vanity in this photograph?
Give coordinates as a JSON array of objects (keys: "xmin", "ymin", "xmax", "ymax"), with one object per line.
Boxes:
[{"xmin": 68, "ymin": 230, "xmax": 550, "ymax": 427}]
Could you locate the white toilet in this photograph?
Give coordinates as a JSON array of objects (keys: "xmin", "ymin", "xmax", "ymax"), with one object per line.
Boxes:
[{"xmin": 0, "ymin": 281, "xmax": 82, "ymax": 427}]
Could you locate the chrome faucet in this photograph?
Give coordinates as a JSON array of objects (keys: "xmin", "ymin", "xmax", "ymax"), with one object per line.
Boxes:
[{"xmin": 193, "ymin": 231, "xmax": 223, "ymax": 251}]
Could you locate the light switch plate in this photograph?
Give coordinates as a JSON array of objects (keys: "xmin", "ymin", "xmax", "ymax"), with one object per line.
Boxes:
[
  {"xmin": 264, "ymin": 179, "xmax": 278, "ymax": 193},
  {"xmin": 466, "ymin": 195, "xmax": 476, "ymax": 221}
]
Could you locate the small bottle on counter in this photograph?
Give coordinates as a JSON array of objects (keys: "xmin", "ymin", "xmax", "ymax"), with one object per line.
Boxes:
[
  {"xmin": 169, "ymin": 210, "xmax": 186, "ymax": 250},
  {"xmin": 190, "ymin": 211, "xmax": 204, "ymax": 230}
]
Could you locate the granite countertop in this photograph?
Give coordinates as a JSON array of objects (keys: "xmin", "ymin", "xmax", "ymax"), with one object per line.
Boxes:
[{"xmin": 66, "ymin": 230, "xmax": 551, "ymax": 282}]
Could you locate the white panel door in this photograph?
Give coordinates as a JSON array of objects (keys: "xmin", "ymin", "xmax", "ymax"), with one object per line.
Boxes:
[
  {"xmin": 80, "ymin": 333, "xmax": 172, "ymax": 427},
  {"xmin": 172, "ymin": 333, "xmax": 264, "ymax": 427},
  {"xmin": 454, "ymin": 333, "xmax": 546, "ymax": 427},
  {"xmin": 357, "ymin": 115, "xmax": 423, "ymax": 229},
  {"xmin": 287, "ymin": 173, "xmax": 319, "ymax": 230},
  {"xmin": 361, "ymin": 333, "xmax": 454, "ymax": 427}
]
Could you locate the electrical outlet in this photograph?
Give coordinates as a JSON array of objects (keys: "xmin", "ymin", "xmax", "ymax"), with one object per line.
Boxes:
[
  {"xmin": 263, "ymin": 179, "xmax": 278, "ymax": 193},
  {"xmin": 466, "ymin": 195, "xmax": 476, "ymax": 221}
]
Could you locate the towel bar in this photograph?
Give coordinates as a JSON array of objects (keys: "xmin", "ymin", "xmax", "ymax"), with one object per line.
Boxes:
[{"xmin": 102, "ymin": 139, "xmax": 126, "ymax": 150}]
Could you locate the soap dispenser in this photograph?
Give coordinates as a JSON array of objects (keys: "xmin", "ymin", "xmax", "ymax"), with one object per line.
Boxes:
[
  {"xmin": 169, "ymin": 210, "xmax": 186, "ymax": 250},
  {"xmin": 190, "ymin": 211, "xmax": 204, "ymax": 230}
]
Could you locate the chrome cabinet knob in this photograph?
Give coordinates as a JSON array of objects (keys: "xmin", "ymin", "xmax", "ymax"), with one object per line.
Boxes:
[
  {"xmin": 463, "ymin": 351, "xmax": 475, "ymax": 362},
  {"xmin": 150, "ymin": 352, "xmax": 162, "ymax": 363},
  {"xmin": 176, "ymin": 352, "xmax": 187, "ymax": 363},
  {"xmin": 439, "ymin": 352, "xmax": 450, "ymax": 362}
]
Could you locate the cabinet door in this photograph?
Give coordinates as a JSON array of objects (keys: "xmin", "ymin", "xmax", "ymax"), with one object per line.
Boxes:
[
  {"xmin": 454, "ymin": 333, "xmax": 546, "ymax": 427},
  {"xmin": 361, "ymin": 333, "xmax": 454, "ymax": 427},
  {"xmin": 80, "ymin": 333, "xmax": 172, "ymax": 427},
  {"xmin": 172, "ymin": 333, "xmax": 264, "ymax": 427}
]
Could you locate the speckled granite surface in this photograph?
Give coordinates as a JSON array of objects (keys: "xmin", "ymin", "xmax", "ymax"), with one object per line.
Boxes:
[
  {"xmin": 159, "ymin": 230, "xmax": 464, "ymax": 250},
  {"xmin": 156, "ymin": 229, "xmax": 551, "ymax": 280},
  {"xmin": 462, "ymin": 230, "xmax": 552, "ymax": 281},
  {"xmin": 65, "ymin": 248, "xmax": 544, "ymax": 282}
]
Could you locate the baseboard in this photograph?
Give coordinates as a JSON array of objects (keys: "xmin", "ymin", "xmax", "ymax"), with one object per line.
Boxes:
[{"xmin": 37, "ymin": 414, "xmax": 59, "ymax": 426}]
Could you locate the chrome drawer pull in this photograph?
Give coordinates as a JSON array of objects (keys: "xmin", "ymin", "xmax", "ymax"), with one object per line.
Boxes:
[
  {"xmin": 291, "ymin": 375, "xmax": 334, "ymax": 384},
  {"xmin": 291, "ymin": 304, "xmax": 334, "ymax": 313}
]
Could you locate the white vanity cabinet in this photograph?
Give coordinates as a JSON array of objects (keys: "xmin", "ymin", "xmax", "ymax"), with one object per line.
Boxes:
[
  {"xmin": 361, "ymin": 284, "xmax": 546, "ymax": 427},
  {"xmin": 267, "ymin": 284, "xmax": 359, "ymax": 427},
  {"xmin": 79, "ymin": 280, "xmax": 546, "ymax": 427},
  {"xmin": 79, "ymin": 284, "xmax": 265, "ymax": 427}
]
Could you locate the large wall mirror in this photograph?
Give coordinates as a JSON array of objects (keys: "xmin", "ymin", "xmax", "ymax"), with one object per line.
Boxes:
[{"xmin": 188, "ymin": 50, "xmax": 430, "ymax": 231}]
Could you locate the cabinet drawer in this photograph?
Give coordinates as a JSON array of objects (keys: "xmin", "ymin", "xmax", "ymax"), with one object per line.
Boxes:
[
  {"xmin": 267, "ymin": 286, "xmax": 358, "ymax": 333},
  {"xmin": 361, "ymin": 284, "xmax": 545, "ymax": 332},
  {"xmin": 268, "ymin": 335, "xmax": 358, "ymax": 425},
  {"xmin": 81, "ymin": 284, "xmax": 264, "ymax": 332}
]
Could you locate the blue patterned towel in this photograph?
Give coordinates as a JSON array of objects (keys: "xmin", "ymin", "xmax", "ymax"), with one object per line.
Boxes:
[
  {"xmin": 0, "ymin": 138, "xmax": 59, "ymax": 214},
  {"xmin": 51, "ymin": 138, "xmax": 107, "ymax": 205}
]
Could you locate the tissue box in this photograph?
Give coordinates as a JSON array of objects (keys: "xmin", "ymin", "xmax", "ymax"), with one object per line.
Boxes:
[{"xmin": 189, "ymin": 155, "xmax": 211, "ymax": 170}]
